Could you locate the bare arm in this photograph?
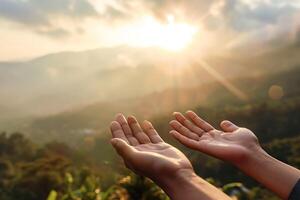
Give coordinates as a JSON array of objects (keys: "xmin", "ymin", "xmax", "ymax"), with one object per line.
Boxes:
[
  {"xmin": 155, "ymin": 169, "xmax": 232, "ymax": 200},
  {"xmin": 236, "ymin": 146, "xmax": 300, "ymax": 199},
  {"xmin": 170, "ymin": 111, "xmax": 300, "ymax": 199},
  {"xmin": 109, "ymin": 113, "xmax": 231, "ymax": 200}
]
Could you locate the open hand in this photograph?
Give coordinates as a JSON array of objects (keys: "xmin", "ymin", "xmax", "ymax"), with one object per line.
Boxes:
[
  {"xmin": 170, "ymin": 111, "xmax": 260, "ymax": 164},
  {"xmin": 110, "ymin": 114, "xmax": 193, "ymax": 183}
]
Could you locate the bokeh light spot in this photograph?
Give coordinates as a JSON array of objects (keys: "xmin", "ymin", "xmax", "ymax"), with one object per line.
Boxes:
[{"xmin": 268, "ymin": 85, "xmax": 284, "ymax": 100}]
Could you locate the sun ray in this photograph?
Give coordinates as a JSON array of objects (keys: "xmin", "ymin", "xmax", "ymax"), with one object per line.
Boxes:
[{"xmin": 197, "ymin": 60, "xmax": 249, "ymax": 101}]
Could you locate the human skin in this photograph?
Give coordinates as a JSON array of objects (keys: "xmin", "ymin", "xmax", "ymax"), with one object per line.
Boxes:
[
  {"xmin": 109, "ymin": 113, "xmax": 232, "ymax": 200},
  {"xmin": 170, "ymin": 110, "xmax": 300, "ymax": 199}
]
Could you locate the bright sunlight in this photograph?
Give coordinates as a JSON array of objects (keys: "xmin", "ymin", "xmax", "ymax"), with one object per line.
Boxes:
[{"xmin": 125, "ymin": 15, "xmax": 198, "ymax": 51}]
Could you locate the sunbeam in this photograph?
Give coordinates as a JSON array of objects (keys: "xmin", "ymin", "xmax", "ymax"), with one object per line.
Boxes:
[{"xmin": 197, "ymin": 60, "xmax": 249, "ymax": 101}]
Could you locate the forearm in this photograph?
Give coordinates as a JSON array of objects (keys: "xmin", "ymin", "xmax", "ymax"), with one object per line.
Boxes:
[
  {"xmin": 155, "ymin": 169, "xmax": 231, "ymax": 200},
  {"xmin": 236, "ymin": 147, "xmax": 300, "ymax": 199}
]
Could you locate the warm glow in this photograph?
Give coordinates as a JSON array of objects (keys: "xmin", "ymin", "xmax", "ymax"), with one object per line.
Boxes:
[{"xmin": 124, "ymin": 15, "xmax": 198, "ymax": 51}]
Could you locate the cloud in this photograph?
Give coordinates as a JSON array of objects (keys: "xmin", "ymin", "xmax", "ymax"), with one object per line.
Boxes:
[
  {"xmin": 217, "ymin": 0, "xmax": 298, "ymax": 31},
  {"xmin": 0, "ymin": 0, "xmax": 49, "ymax": 26},
  {"xmin": 101, "ymin": 0, "xmax": 299, "ymax": 32},
  {"xmin": 36, "ymin": 28, "xmax": 71, "ymax": 39},
  {"xmin": 100, "ymin": 5, "xmax": 131, "ymax": 22},
  {"xmin": 0, "ymin": 0, "xmax": 98, "ymax": 38},
  {"xmin": 106, "ymin": 0, "xmax": 300, "ymax": 49},
  {"xmin": 1, "ymin": 0, "xmax": 299, "ymax": 47},
  {"xmin": 101, "ymin": 0, "xmax": 217, "ymax": 23},
  {"xmin": 2, "ymin": 0, "xmax": 298, "ymax": 34}
]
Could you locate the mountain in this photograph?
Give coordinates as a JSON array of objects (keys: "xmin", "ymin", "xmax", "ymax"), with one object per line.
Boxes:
[
  {"xmin": 0, "ymin": 46, "xmax": 179, "ymax": 118},
  {"xmin": 15, "ymin": 66, "xmax": 300, "ymax": 144},
  {"xmin": 1, "ymin": 44, "xmax": 300, "ymax": 129}
]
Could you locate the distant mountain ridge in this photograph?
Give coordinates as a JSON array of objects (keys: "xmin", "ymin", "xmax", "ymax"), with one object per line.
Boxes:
[
  {"xmin": 0, "ymin": 46, "xmax": 177, "ymax": 118},
  {"xmin": 12, "ymin": 66, "xmax": 300, "ymax": 144},
  {"xmin": 0, "ymin": 44, "xmax": 300, "ymax": 124}
]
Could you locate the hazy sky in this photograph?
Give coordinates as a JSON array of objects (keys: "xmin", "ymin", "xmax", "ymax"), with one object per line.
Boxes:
[{"xmin": 0, "ymin": 0, "xmax": 300, "ymax": 61}]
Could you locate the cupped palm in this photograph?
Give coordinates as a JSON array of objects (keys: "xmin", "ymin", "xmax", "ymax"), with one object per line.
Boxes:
[
  {"xmin": 170, "ymin": 111, "xmax": 260, "ymax": 163},
  {"xmin": 110, "ymin": 114, "xmax": 193, "ymax": 181}
]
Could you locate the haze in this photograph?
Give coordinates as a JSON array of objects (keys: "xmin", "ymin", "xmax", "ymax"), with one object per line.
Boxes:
[{"xmin": 0, "ymin": 0, "xmax": 300, "ymax": 142}]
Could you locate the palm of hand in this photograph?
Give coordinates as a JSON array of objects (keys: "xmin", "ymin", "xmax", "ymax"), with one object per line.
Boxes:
[
  {"xmin": 110, "ymin": 114, "xmax": 193, "ymax": 181},
  {"xmin": 170, "ymin": 111, "xmax": 259, "ymax": 163},
  {"xmin": 131, "ymin": 142, "xmax": 192, "ymax": 178},
  {"xmin": 196, "ymin": 128, "xmax": 259, "ymax": 162}
]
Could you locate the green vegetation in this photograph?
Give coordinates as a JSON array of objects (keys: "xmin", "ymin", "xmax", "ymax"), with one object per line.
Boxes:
[
  {"xmin": 1, "ymin": 93, "xmax": 300, "ymax": 199},
  {"xmin": 0, "ymin": 132, "xmax": 169, "ymax": 200}
]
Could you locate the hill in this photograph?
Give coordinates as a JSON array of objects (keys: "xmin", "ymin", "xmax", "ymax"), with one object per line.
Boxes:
[
  {"xmin": 16, "ymin": 66, "xmax": 300, "ymax": 144},
  {"xmin": 1, "ymin": 43, "xmax": 300, "ymax": 124}
]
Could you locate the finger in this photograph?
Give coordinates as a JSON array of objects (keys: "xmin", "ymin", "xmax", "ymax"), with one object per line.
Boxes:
[
  {"xmin": 185, "ymin": 111, "xmax": 215, "ymax": 132},
  {"xmin": 142, "ymin": 120, "xmax": 164, "ymax": 143},
  {"xmin": 127, "ymin": 116, "xmax": 151, "ymax": 144},
  {"xmin": 220, "ymin": 120, "xmax": 239, "ymax": 132},
  {"xmin": 170, "ymin": 130, "xmax": 199, "ymax": 150},
  {"xmin": 169, "ymin": 120, "xmax": 200, "ymax": 140},
  {"xmin": 111, "ymin": 138, "xmax": 136, "ymax": 162},
  {"xmin": 173, "ymin": 112, "xmax": 205, "ymax": 136},
  {"xmin": 110, "ymin": 121, "xmax": 129, "ymax": 143},
  {"xmin": 115, "ymin": 113, "xmax": 139, "ymax": 146}
]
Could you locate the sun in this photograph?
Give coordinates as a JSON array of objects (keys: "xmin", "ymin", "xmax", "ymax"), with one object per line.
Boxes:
[
  {"xmin": 124, "ymin": 15, "xmax": 198, "ymax": 51},
  {"xmin": 156, "ymin": 15, "xmax": 198, "ymax": 51}
]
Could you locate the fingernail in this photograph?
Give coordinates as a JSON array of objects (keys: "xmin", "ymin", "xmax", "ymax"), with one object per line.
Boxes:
[
  {"xmin": 224, "ymin": 121, "xmax": 232, "ymax": 126},
  {"xmin": 143, "ymin": 120, "xmax": 150, "ymax": 127},
  {"xmin": 110, "ymin": 121, "xmax": 120, "ymax": 127},
  {"xmin": 127, "ymin": 116, "xmax": 137, "ymax": 123},
  {"xmin": 169, "ymin": 120, "xmax": 176, "ymax": 125},
  {"xmin": 115, "ymin": 113, "xmax": 122, "ymax": 118}
]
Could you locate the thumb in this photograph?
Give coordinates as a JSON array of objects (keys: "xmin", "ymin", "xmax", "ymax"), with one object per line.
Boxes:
[
  {"xmin": 220, "ymin": 120, "xmax": 239, "ymax": 132},
  {"xmin": 111, "ymin": 138, "xmax": 136, "ymax": 160}
]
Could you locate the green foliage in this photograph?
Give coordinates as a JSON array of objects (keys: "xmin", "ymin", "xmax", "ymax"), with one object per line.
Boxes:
[
  {"xmin": 248, "ymin": 187, "xmax": 280, "ymax": 200},
  {"xmin": 1, "ymin": 130, "xmax": 299, "ymax": 199},
  {"xmin": 0, "ymin": 133, "xmax": 170, "ymax": 200},
  {"xmin": 264, "ymin": 136, "xmax": 300, "ymax": 168},
  {"xmin": 117, "ymin": 174, "xmax": 169, "ymax": 200},
  {"xmin": 46, "ymin": 191, "xmax": 57, "ymax": 200},
  {"xmin": 222, "ymin": 182, "xmax": 250, "ymax": 200}
]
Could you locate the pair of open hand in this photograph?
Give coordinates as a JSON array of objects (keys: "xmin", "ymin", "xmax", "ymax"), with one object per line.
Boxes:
[{"xmin": 109, "ymin": 111, "xmax": 259, "ymax": 183}]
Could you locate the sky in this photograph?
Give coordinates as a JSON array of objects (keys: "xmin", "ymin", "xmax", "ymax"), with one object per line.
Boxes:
[{"xmin": 0, "ymin": 0, "xmax": 300, "ymax": 61}]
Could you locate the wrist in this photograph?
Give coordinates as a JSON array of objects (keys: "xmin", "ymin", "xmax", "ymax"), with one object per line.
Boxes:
[
  {"xmin": 233, "ymin": 144, "xmax": 268, "ymax": 169},
  {"xmin": 155, "ymin": 169, "xmax": 231, "ymax": 200},
  {"xmin": 155, "ymin": 168, "xmax": 196, "ymax": 190},
  {"xmin": 155, "ymin": 169, "xmax": 198, "ymax": 199}
]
